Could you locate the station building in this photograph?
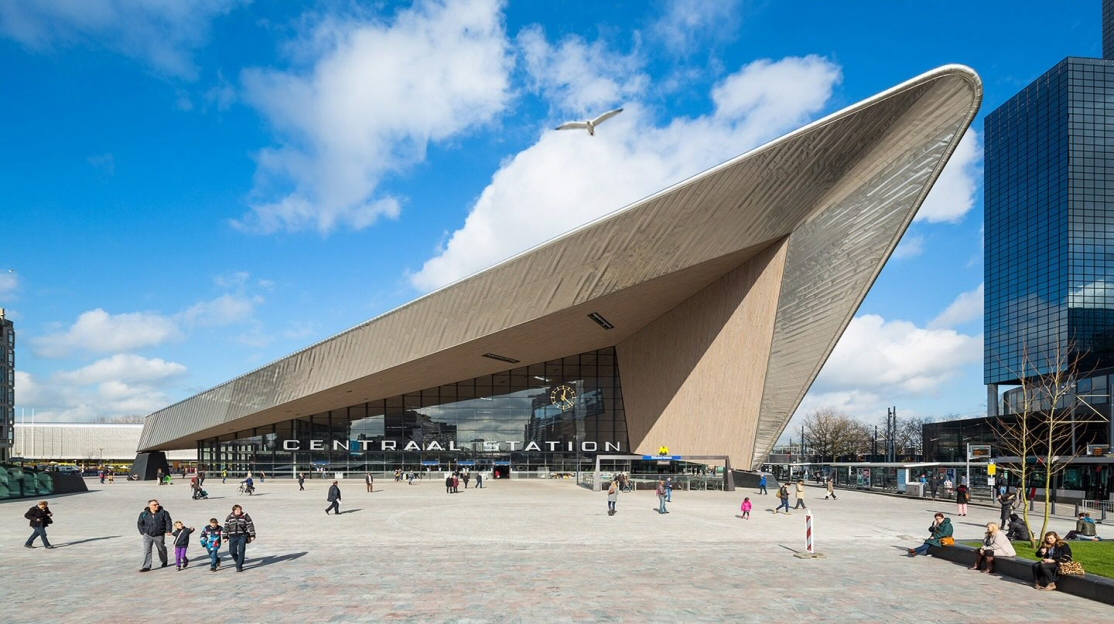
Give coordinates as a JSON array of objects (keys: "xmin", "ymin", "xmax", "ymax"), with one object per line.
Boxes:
[{"xmin": 135, "ymin": 67, "xmax": 981, "ymax": 480}]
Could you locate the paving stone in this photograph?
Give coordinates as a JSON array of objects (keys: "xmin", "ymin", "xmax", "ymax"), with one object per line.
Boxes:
[{"xmin": 2, "ymin": 479, "xmax": 1109, "ymax": 622}]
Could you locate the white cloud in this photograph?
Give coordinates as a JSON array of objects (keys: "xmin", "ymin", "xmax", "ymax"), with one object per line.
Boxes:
[
  {"xmin": 410, "ymin": 54, "xmax": 842, "ymax": 291},
  {"xmin": 648, "ymin": 0, "xmax": 744, "ymax": 55},
  {"xmin": 813, "ymin": 314, "xmax": 982, "ymax": 395},
  {"xmin": 15, "ymin": 355, "xmax": 187, "ymax": 422},
  {"xmin": 32, "ymin": 272, "xmax": 269, "ymax": 356},
  {"xmin": 1068, "ymin": 279, "xmax": 1114, "ymax": 309},
  {"xmin": 0, "ymin": 271, "xmax": 18, "ymax": 295},
  {"xmin": 0, "ymin": 0, "xmax": 240, "ymax": 80},
  {"xmin": 235, "ymin": 0, "xmax": 514, "ymax": 234},
  {"xmin": 54, "ymin": 354, "xmax": 186, "ymax": 386},
  {"xmin": 930, "ymin": 284, "xmax": 984, "ymax": 329},
  {"xmin": 915, "ymin": 128, "xmax": 981, "ymax": 223},
  {"xmin": 86, "ymin": 153, "xmax": 115, "ymax": 175},
  {"xmin": 32, "ymin": 309, "xmax": 183, "ymax": 357},
  {"xmin": 181, "ymin": 294, "xmax": 262, "ymax": 327},
  {"xmin": 891, "ymin": 234, "xmax": 925, "ymax": 260},
  {"xmin": 517, "ymin": 25, "xmax": 648, "ymax": 113}
]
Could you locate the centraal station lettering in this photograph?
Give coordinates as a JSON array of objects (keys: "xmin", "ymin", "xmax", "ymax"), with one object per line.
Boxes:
[{"xmin": 282, "ymin": 439, "xmax": 623, "ymax": 453}]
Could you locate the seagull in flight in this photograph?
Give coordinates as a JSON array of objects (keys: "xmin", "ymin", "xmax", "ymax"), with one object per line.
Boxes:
[{"xmin": 556, "ymin": 107, "xmax": 624, "ymax": 136}]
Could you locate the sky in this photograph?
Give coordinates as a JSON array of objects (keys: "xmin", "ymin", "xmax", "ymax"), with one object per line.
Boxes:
[{"xmin": 0, "ymin": 1, "xmax": 1102, "ymax": 441}]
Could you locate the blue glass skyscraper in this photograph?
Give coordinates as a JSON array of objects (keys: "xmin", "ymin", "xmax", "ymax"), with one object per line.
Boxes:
[{"xmin": 985, "ymin": 2, "xmax": 1114, "ymax": 413}]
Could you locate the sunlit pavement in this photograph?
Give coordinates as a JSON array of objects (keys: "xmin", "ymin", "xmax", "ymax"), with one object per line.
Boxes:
[{"xmin": 4, "ymin": 478, "xmax": 1108, "ymax": 623}]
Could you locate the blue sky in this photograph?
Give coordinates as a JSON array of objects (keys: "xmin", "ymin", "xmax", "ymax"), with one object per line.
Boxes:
[{"xmin": 0, "ymin": 1, "xmax": 1100, "ymax": 438}]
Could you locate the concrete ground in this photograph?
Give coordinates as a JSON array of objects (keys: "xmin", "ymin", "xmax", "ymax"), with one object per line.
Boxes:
[{"xmin": 3, "ymin": 478, "xmax": 1109, "ymax": 623}]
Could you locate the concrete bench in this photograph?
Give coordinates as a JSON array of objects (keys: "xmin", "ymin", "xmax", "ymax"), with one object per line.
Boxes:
[{"xmin": 927, "ymin": 544, "xmax": 1114, "ymax": 607}]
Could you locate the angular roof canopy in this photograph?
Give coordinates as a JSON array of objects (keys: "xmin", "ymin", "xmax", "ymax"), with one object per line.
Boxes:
[{"xmin": 139, "ymin": 65, "xmax": 982, "ymax": 468}]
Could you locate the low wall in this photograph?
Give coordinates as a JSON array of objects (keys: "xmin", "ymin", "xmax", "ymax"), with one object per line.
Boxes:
[{"xmin": 927, "ymin": 544, "xmax": 1114, "ymax": 607}]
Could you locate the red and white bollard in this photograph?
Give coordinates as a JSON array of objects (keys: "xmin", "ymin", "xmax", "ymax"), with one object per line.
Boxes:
[{"xmin": 806, "ymin": 512, "xmax": 814, "ymax": 554}]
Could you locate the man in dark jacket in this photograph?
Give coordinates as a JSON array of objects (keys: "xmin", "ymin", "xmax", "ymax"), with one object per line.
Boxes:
[
  {"xmin": 136, "ymin": 499, "xmax": 173, "ymax": 571},
  {"xmin": 326, "ymin": 480, "xmax": 342, "ymax": 515},
  {"xmin": 24, "ymin": 500, "xmax": 54, "ymax": 549}
]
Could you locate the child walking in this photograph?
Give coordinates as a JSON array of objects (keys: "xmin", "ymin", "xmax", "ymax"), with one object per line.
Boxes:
[
  {"xmin": 200, "ymin": 517, "xmax": 223, "ymax": 572},
  {"xmin": 172, "ymin": 521, "xmax": 195, "ymax": 570},
  {"xmin": 740, "ymin": 497, "xmax": 752, "ymax": 519}
]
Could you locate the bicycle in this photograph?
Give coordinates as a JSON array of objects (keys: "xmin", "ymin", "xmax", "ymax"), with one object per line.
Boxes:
[{"xmin": 238, "ymin": 482, "xmax": 254, "ymax": 496}]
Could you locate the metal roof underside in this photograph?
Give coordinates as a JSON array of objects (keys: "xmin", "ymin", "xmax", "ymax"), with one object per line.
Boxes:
[{"xmin": 138, "ymin": 66, "xmax": 982, "ymax": 454}]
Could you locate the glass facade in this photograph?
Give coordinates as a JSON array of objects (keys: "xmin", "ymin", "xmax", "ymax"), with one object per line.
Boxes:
[
  {"xmin": 0, "ymin": 313, "xmax": 13, "ymax": 462},
  {"xmin": 986, "ymin": 57, "xmax": 1114, "ymax": 384},
  {"xmin": 198, "ymin": 347, "xmax": 628, "ymax": 478}
]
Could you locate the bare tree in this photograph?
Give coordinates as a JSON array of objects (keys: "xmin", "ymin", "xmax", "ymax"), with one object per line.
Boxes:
[
  {"xmin": 94, "ymin": 414, "xmax": 145, "ymax": 424},
  {"xmin": 993, "ymin": 342, "xmax": 1108, "ymax": 545},
  {"xmin": 803, "ymin": 408, "xmax": 869, "ymax": 462}
]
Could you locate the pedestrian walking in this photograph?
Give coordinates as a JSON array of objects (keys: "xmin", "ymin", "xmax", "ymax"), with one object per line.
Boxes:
[
  {"xmin": 108, "ymin": 469, "xmax": 115, "ymax": 483},
  {"xmin": 23, "ymin": 500, "xmax": 54, "ymax": 549},
  {"xmin": 99, "ymin": 469, "xmax": 105, "ymax": 484},
  {"xmin": 200, "ymin": 517, "xmax": 223, "ymax": 572},
  {"xmin": 445, "ymin": 474, "xmax": 453, "ymax": 494},
  {"xmin": 298, "ymin": 473, "xmax": 305, "ymax": 491},
  {"xmin": 824, "ymin": 477, "xmax": 837, "ymax": 500},
  {"xmin": 463, "ymin": 472, "xmax": 470, "ymax": 489},
  {"xmin": 758, "ymin": 474, "xmax": 768, "ymax": 495},
  {"xmin": 774, "ymin": 484, "xmax": 791, "ymax": 514},
  {"xmin": 136, "ymin": 499, "xmax": 173, "ymax": 572},
  {"xmin": 476, "ymin": 472, "xmax": 484, "ymax": 488},
  {"xmin": 172, "ymin": 521, "xmax": 194, "ymax": 570},
  {"xmin": 607, "ymin": 480, "xmax": 619, "ymax": 515},
  {"xmin": 408, "ymin": 471, "xmax": 415, "ymax": 485},
  {"xmin": 259, "ymin": 471, "xmax": 266, "ymax": 484},
  {"xmin": 222, "ymin": 469, "xmax": 227, "ymax": 484},
  {"xmin": 223, "ymin": 504, "xmax": 255, "ymax": 572},
  {"xmin": 453, "ymin": 475, "xmax": 460, "ymax": 493},
  {"xmin": 656, "ymin": 480, "xmax": 669, "ymax": 514},
  {"xmin": 793, "ymin": 479, "xmax": 807, "ymax": 509},
  {"xmin": 156, "ymin": 468, "xmax": 164, "ymax": 485},
  {"xmin": 740, "ymin": 497, "xmax": 752, "ymax": 520},
  {"xmin": 929, "ymin": 474, "xmax": 940, "ymax": 500},
  {"xmin": 956, "ymin": 482, "xmax": 970, "ymax": 516},
  {"xmin": 326, "ymin": 480, "xmax": 342, "ymax": 515},
  {"xmin": 997, "ymin": 490, "xmax": 1017, "ymax": 528},
  {"xmin": 366, "ymin": 472, "xmax": 374, "ymax": 493},
  {"xmin": 665, "ymin": 477, "xmax": 673, "ymax": 502}
]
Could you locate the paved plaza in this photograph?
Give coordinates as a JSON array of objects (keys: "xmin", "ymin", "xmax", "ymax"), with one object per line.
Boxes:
[{"xmin": 3, "ymin": 477, "xmax": 1110, "ymax": 623}]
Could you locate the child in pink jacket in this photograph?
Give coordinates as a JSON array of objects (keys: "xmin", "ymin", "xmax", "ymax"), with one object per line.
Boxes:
[{"xmin": 741, "ymin": 497, "xmax": 752, "ymax": 519}]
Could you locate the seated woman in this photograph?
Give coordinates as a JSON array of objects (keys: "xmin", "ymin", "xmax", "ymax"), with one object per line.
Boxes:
[
  {"xmin": 908, "ymin": 512, "xmax": 953, "ymax": 556},
  {"xmin": 972, "ymin": 522, "xmax": 1016, "ymax": 573},
  {"xmin": 1032, "ymin": 531, "xmax": 1073, "ymax": 591},
  {"xmin": 1006, "ymin": 513, "xmax": 1031, "ymax": 542}
]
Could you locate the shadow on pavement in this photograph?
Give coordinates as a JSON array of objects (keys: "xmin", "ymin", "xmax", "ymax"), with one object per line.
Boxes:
[
  {"xmin": 54, "ymin": 535, "xmax": 122, "ymax": 547},
  {"xmin": 340, "ymin": 508, "xmax": 362, "ymax": 514},
  {"xmin": 244, "ymin": 552, "xmax": 307, "ymax": 570}
]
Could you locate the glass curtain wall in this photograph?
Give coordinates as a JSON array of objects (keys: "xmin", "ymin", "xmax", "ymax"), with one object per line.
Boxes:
[{"xmin": 199, "ymin": 348, "xmax": 628, "ymax": 478}]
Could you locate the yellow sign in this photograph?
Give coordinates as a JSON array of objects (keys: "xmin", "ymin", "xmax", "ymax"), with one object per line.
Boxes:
[
  {"xmin": 987, "ymin": 463, "xmax": 996, "ymax": 476},
  {"xmin": 659, "ymin": 446, "xmax": 669, "ymax": 456}
]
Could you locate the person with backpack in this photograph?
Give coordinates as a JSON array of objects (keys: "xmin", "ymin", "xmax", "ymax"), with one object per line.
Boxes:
[
  {"xmin": 136, "ymin": 499, "xmax": 173, "ymax": 571},
  {"xmin": 224, "ymin": 504, "xmax": 256, "ymax": 572},
  {"xmin": 200, "ymin": 517, "xmax": 223, "ymax": 572},
  {"xmin": 24, "ymin": 500, "xmax": 54, "ymax": 549},
  {"xmin": 774, "ymin": 483, "xmax": 791, "ymax": 514}
]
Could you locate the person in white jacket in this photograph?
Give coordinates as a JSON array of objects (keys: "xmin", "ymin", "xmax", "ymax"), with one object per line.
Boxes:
[{"xmin": 972, "ymin": 522, "xmax": 1016, "ymax": 574}]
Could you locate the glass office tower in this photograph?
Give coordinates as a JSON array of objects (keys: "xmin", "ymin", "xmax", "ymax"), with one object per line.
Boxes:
[
  {"xmin": 0, "ymin": 309, "xmax": 13, "ymax": 462},
  {"xmin": 985, "ymin": 54, "xmax": 1114, "ymax": 395}
]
